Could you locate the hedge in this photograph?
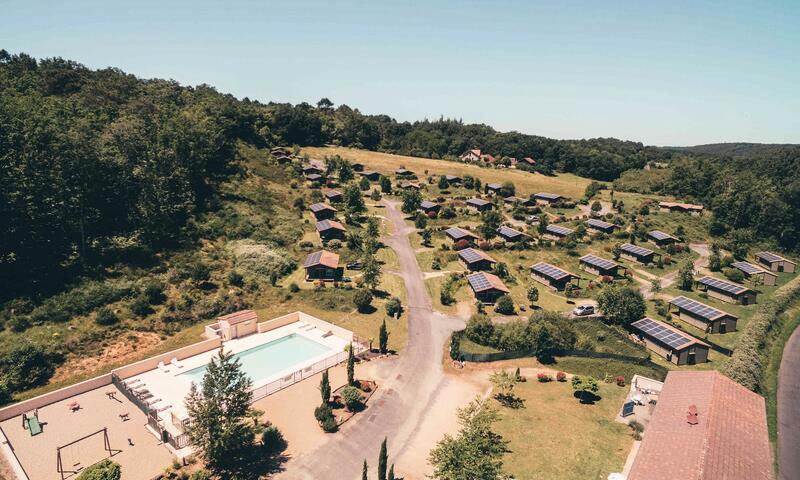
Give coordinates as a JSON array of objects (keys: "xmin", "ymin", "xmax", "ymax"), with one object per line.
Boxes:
[{"xmin": 721, "ymin": 275, "xmax": 800, "ymax": 392}]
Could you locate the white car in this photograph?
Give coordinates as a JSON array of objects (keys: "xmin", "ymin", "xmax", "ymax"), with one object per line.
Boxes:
[{"xmin": 573, "ymin": 304, "xmax": 595, "ymax": 316}]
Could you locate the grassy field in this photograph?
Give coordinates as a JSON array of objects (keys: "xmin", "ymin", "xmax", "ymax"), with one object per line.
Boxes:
[
  {"xmin": 493, "ymin": 379, "xmax": 632, "ymax": 480},
  {"xmin": 301, "ymin": 146, "xmax": 594, "ymax": 199}
]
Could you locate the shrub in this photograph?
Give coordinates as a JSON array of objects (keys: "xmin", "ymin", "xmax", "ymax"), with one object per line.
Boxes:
[
  {"xmin": 536, "ymin": 373, "xmax": 551, "ymax": 382},
  {"xmin": 289, "ymin": 282, "xmax": 300, "ymax": 293},
  {"xmin": 494, "ymin": 295, "xmax": 514, "ymax": 315},
  {"xmin": 385, "ymin": 297, "xmax": 402, "ymax": 317},
  {"xmin": 143, "ymin": 281, "xmax": 166, "ymax": 305},
  {"xmin": 130, "ymin": 296, "xmax": 153, "ymax": 317},
  {"xmin": 76, "ymin": 460, "xmax": 121, "ymax": 480},
  {"xmin": 455, "ymin": 239, "xmax": 469, "ymax": 250},
  {"xmin": 7, "ymin": 316, "xmax": 31, "ymax": 332},
  {"xmin": 227, "ymin": 240, "xmax": 296, "ymax": 281},
  {"xmin": 94, "ymin": 307, "xmax": 119, "ymax": 326},
  {"xmin": 321, "ymin": 415, "xmax": 338, "ymax": 433},
  {"xmin": 341, "ymin": 386, "xmax": 363, "ymax": 411},
  {"xmin": 353, "ymin": 288, "xmax": 373, "ymax": 312},
  {"xmin": 556, "ymin": 371, "xmax": 567, "ymax": 382},
  {"xmin": 188, "ymin": 261, "xmax": 211, "ymax": 283},
  {"xmin": 615, "ymin": 375, "xmax": 625, "ymax": 387},
  {"xmin": 315, "ymin": 403, "xmax": 333, "ymax": 422},
  {"xmin": 261, "ymin": 425, "xmax": 288, "ymax": 456},
  {"xmin": 227, "ymin": 271, "xmax": 244, "ymax": 287},
  {"xmin": 629, "ymin": 420, "xmax": 644, "ymax": 440},
  {"xmin": 723, "ymin": 267, "xmax": 745, "ymax": 283}
]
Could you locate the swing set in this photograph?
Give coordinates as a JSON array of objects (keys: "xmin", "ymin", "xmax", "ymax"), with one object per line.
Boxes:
[{"xmin": 56, "ymin": 428, "xmax": 119, "ymax": 480}]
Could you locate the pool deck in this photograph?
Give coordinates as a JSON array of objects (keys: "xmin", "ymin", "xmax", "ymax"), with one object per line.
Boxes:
[{"xmin": 127, "ymin": 321, "xmax": 348, "ymax": 427}]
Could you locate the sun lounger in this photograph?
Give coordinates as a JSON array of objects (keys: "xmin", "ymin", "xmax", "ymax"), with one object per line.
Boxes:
[
  {"xmin": 155, "ymin": 404, "xmax": 172, "ymax": 413},
  {"xmin": 123, "ymin": 378, "xmax": 142, "ymax": 386},
  {"xmin": 170, "ymin": 357, "xmax": 184, "ymax": 369},
  {"xmin": 132, "ymin": 385, "xmax": 149, "ymax": 394},
  {"xmin": 25, "ymin": 415, "xmax": 43, "ymax": 436},
  {"xmin": 157, "ymin": 361, "xmax": 170, "ymax": 373},
  {"xmin": 145, "ymin": 398, "xmax": 162, "ymax": 407},
  {"xmin": 138, "ymin": 392, "xmax": 153, "ymax": 400}
]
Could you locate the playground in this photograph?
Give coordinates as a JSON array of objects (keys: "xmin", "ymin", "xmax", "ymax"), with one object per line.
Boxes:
[{"xmin": 0, "ymin": 385, "xmax": 173, "ymax": 480}]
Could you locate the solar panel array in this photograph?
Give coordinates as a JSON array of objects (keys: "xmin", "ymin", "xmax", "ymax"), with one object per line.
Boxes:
[
  {"xmin": 697, "ymin": 276, "xmax": 749, "ymax": 295},
  {"xmin": 316, "ymin": 220, "xmax": 343, "ymax": 231},
  {"xmin": 445, "ymin": 227, "xmax": 472, "ymax": 240},
  {"xmin": 467, "ymin": 272, "xmax": 493, "ymax": 292},
  {"xmin": 467, "ymin": 198, "xmax": 490, "ymax": 206},
  {"xmin": 731, "ymin": 261, "xmax": 764, "ymax": 275},
  {"xmin": 310, "ymin": 203, "xmax": 333, "ymax": 212},
  {"xmin": 631, "ymin": 317, "xmax": 693, "ymax": 349},
  {"xmin": 498, "ymin": 226, "xmax": 524, "ymax": 238},
  {"xmin": 621, "ymin": 243, "xmax": 654, "ymax": 257},
  {"xmin": 580, "ymin": 254, "xmax": 619, "ymax": 271},
  {"xmin": 546, "ymin": 224, "xmax": 573, "ymax": 236},
  {"xmin": 669, "ymin": 296, "xmax": 728, "ymax": 321},
  {"xmin": 535, "ymin": 192, "xmax": 561, "ymax": 201},
  {"xmin": 303, "ymin": 251, "xmax": 323, "ymax": 268},
  {"xmin": 587, "ymin": 218, "xmax": 614, "ymax": 230},
  {"xmin": 756, "ymin": 251, "xmax": 782, "ymax": 263},
  {"xmin": 459, "ymin": 248, "xmax": 493, "ymax": 264},
  {"xmin": 420, "ymin": 201, "xmax": 438, "ymax": 209},
  {"xmin": 531, "ymin": 262, "xmax": 572, "ymax": 281},
  {"xmin": 486, "ymin": 183, "xmax": 502, "ymax": 190},
  {"xmin": 648, "ymin": 230, "xmax": 676, "ymax": 241}
]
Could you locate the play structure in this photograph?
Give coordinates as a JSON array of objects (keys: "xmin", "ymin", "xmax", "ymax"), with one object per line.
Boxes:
[
  {"xmin": 56, "ymin": 428, "xmax": 118, "ymax": 480},
  {"xmin": 21, "ymin": 410, "xmax": 42, "ymax": 436}
]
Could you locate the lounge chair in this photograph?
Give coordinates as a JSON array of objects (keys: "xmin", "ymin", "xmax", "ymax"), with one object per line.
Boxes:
[
  {"xmin": 132, "ymin": 384, "xmax": 148, "ymax": 394},
  {"xmin": 145, "ymin": 398, "xmax": 162, "ymax": 407},
  {"xmin": 155, "ymin": 404, "xmax": 172, "ymax": 413},
  {"xmin": 123, "ymin": 378, "xmax": 142, "ymax": 387},
  {"xmin": 170, "ymin": 357, "xmax": 185, "ymax": 369},
  {"xmin": 157, "ymin": 360, "xmax": 170, "ymax": 373}
]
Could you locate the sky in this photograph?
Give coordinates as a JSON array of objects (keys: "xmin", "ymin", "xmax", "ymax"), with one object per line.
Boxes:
[{"xmin": 1, "ymin": 0, "xmax": 799, "ymax": 146}]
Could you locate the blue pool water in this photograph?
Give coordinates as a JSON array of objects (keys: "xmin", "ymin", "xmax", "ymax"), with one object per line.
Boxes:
[{"xmin": 179, "ymin": 334, "xmax": 333, "ymax": 385}]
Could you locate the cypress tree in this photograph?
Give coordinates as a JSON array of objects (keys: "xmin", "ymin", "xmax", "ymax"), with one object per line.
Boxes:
[
  {"xmin": 362, "ymin": 459, "xmax": 368, "ymax": 480},
  {"xmin": 320, "ymin": 369, "xmax": 331, "ymax": 404},
  {"xmin": 379, "ymin": 318, "xmax": 389, "ymax": 354},
  {"xmin": 388, "ymin": 464, "xmax": 395, "ymax": 480},
  {"xmin": 378, "ymin": 437, "xmax": 387, "ymax": 480},
  {"xmin": 347, "ymin": 345, "xmax": 356, "ymax": 386}
]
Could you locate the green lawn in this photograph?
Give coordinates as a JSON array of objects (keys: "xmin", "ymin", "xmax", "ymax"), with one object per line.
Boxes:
[{"xmin": 494, "ymin": 380, "xmax": 633, "ymax": 480}]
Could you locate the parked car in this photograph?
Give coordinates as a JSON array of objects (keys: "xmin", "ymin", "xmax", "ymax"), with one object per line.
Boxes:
[
  {"xmin": 573, "ymin": 304, "xmax": 595, "ymax": 316},
  {"xmin": 525, "ymin": 215, "xmax": 540, "ymax": 224},
  {"xmin": 346, "ymin": 261, "xmax": 363, "ymax": 270}
]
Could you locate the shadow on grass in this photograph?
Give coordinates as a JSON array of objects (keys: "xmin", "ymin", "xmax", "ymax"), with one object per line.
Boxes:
[
  {"xmin": 212, "ymin": 447, "xmax": 289, "ymax": 480},
  {"xmin": 573, "ymin": 391, "xmax": 603, "ymax": 405},
  {"xmin": 495, "ymin": 393, "xmax": 526, "ymax": 409}
]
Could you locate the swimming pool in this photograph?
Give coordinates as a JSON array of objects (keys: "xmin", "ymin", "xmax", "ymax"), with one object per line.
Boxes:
[{"xmin": 179, "ymin": 333, "xmax": 333, "ymax": 385}]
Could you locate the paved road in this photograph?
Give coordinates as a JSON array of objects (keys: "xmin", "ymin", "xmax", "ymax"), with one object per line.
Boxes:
[
  {"xmin": 778, "ymin": 323, "xmax": 800, "ymax": 480},
  {"xmin": 279, "ymin": 199, "xmax": 464, "ymax": 479}
]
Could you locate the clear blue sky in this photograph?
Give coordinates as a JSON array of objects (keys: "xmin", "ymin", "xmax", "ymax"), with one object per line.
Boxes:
[{"xmin": 2, "ymin": 0, "xmax": 799, "ymax": 146}]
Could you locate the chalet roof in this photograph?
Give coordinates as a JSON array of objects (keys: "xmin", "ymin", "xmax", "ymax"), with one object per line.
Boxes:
[
  {"xmin": 420, "ymin": 200, "xmax": 439, "ymax": 210},
  {"xmin": 458, "ymin": 248, "xmax": 497, "ymax": 265},
  {"xmin": 324, "ymin": 189, "xmax": 342, "ymax": 198},
  {"xmin": 466, "ymin": 271, "xmax": 510, "ymax": 293},
  {"xmin": 659, "ymin": 201, "xmax": 704, "ymax": 211},
  {"xmin": 631, "ymin": 317, "xmax": 710, "ymax": 350},
  {"xmin": 466, "ymin": 198, "xmax": 491, "ymax": 207},
  {"xmin": 530, "ymin": 262, "xmax": 576, "ymax": 281},
  {"xmin": 444, "ymin": 227, "xmax": 479, "ymax": 241},
  {"xmin": 315, "ymin": 219, "xmax": 346, "ymax": 232},
  {"xmin": 309, "ymin": 203, "xmax": 336, "ymax": 213},
  {"xmin": 486, "ymin": 183, "xmax": 502, "ymax": 190},
  {"xmin": 497, "ymin": 226, "xmax": 527, "ymax": 239},
  {"xmin": 628, "ymin": 371, "xmax": 772, "ymax": 480},
  {"xmin": 535, "ymin": 192, "xmax": 562, "ymax": 201},
  {"xmin": 756, "ymin": 251, "xmax": 796, "ymax": 266},
  {"xmin": 303, "ymin": 250, "xmax": 340, "ymax": 269}
]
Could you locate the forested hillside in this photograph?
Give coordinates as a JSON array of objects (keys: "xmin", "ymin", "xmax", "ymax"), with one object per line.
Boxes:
[{"xmin": 663, "ymin": 142, "xmax": 798, "ymax": 157}]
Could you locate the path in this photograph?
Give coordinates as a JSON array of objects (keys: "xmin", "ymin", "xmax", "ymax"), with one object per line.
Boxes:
[
  {"xmin": 279, "ymin": 199, "xmax": 466, "ymax": 479},
  {"xmin": 778, "ymin": 324, "xmax": 800, "ymax": 480},
  {"xmin": 634, "ymin": 243, "xmax": 709, "ymax": 300}
]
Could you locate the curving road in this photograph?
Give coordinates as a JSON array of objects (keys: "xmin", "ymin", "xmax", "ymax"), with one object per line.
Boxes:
[
  {"xmin": 778, "ymin": 323, "xmax": 800, "ymax": 480},
  {"xmin": 279, "ymin": 199, "xmax": 464, "ymax": 479}
]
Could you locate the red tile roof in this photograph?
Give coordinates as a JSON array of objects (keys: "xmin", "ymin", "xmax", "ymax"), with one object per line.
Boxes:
[
  {"xmin": 303, "ymin": 250, "xmax": 340, "ymax": 269},
  {"xmin": 218, "ymin": 309, "xmax": 258, "ymax": 325},
  {"xmin": 628, "ymin": 371, "xmax": 773, "ymax": 480}
]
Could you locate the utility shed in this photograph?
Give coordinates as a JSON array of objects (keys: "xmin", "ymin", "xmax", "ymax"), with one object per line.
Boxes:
[
  {"xmin": 630, "ymin": 317, "xmax": 709, "ymax": 365},
  {"xmin": 731, "ymin": 261, "xmax": 777, "ymax": 286},
  {"xmin": 628, "ymin": 371, "xmax": 773, "ymax": 480},
  {"xmin": 668, "ymin": 296, "xmax": 738, "ymax": 333},
  {"xmin": 696, "ymin": 276, "xmax": 756, "ymax": 305},
  {"xmin": 755, "ymin": 251, "xmax": 796, "ymax": 273}
]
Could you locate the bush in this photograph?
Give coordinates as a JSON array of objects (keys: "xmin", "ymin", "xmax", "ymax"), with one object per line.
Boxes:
[
  {"xmin": 385, "ymin": 297, "xmax": 402, "ymax": 317},
  {"xmin": 189, "ymin": 471, "xmax": 213, "ymax": 480},
  {"xmin": 227, "ymin": 240, "xmax": 296, "ymax": 281},
  {"xmin": 261, "ymin": 425, "xmax": 288, "ymax": 456},
  {"xmin": 289, "ymin": 282, "xmax": 300, "ymax": 293},
  {"xmin": 143, "ymin": 281, "xmax": 166, "ymax": 305},
  {"xmin": 7, "ymin": 316, "xmax": 31, "ymax": 332},
  {"xmin": 536, "ymin": 373, "xmax": 552, "ymax": 382},
  {"xmin": 315, "ymin": 403, "xmax": 333, "ymax": 422},
  {"xmin": 353, "ymin": 288, "xmax": 373, "ymax": 312},
  {"xmin": 556, "ymin": 371, "xmax": 567, "ymax": 382},
  {"xmin": 723, "ymin": 267, "xmax": 745, "ymax": 283},
  {"xmin": 188, "ymin": 261, "xmax": 211, "ymax": 283},
  {"xmin": 94, "ymin": 307, "xmax": 119, "ymax": 326},
  {"xmin": 321, "ymin": 415, "xmax": 338, "ymax": 433},
  {"xmin": 615, "ymin": 375, "xmax": 625, "ymax": 387},
  {"xmin": 76, "ymin": 460, "xmax": 121, "ymax": 480},
  {"xmin": 227, "ymin": 271, "xmax": 244, "ymax": 287},
  {"xmin": 494, "ymin": 295, "xmax": 514, "ymax": 315},
  {"xmin": 341, "ymin": 386, "xmax": 363, "ymax": 411},
  {"xmin": 129, "ymin": 295, "xmax": 153, "ymax": 317}
]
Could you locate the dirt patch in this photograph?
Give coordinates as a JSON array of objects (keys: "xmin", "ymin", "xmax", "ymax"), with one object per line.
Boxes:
[{"xmin": 51, "ymin": 331, "xmax": 162, "ymax": 382}]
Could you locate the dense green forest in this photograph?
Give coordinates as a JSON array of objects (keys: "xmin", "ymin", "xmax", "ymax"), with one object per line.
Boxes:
[
  {"xmin": 1, "ymin": 49, "xmax": 798, "ymax": 303},
  {"xmin": 663, "ymin": 142, "xmax": 799, "ymax": 157}
]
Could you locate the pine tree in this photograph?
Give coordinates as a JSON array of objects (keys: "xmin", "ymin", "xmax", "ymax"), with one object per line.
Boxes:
[
  {"xmin": 362, "ymin": 459, "xmax": 368, "ymax": 480},
  {"xmin": 378, "ymin": 437, "xmax": 388, "ymax": 480}
]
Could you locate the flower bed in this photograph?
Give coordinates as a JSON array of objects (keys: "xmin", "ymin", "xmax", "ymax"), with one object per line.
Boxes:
[{"xmin": 331, "ymin": 379, "xmax": 378, "ymax": 426}]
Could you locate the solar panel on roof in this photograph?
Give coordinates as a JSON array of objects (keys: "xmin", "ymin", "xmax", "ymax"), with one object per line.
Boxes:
[
  {"xmin": 303, "ymin": 251, "xmax": 322, "ymax": 268},
  {"xmin": 498, "ymin": 226, "xmax": 524, "ymax": 238},
  {"xmin": 420, "ymin": 201, "xmax": 437, "ymax": 209},
  {"xmin": 546, "ymin": 225, "xmax": 573, "ymax": 236},
  {"xmin": 459, "ymin": 248, "xmax": 493, "ymax": 264},
  {"xmin": 580, "ymin": 255, "xmax": 619, "ymax": 271},
  {"xmin": 648, "ymin": 230, "xmax": 675, "ymax": 241},
  {"xmin": 621, "ymin": 243, "xmax": 654, "ymax": 257},
  {"xmin": 445, "ymin": 227, "xmax": 470, "ymax": 239},
  {"xmin": 756, "ymin": 251, "xmax": 782, "ymax": 263},
  {"xmin": 631, "ymin": 318, "xmax": 694, "ymax": 349},
  {"xmin": 669, "ymin": 296, "xmax": 729, "ymax": 321},
  {"xmin": 698, "ymin": 276, "xmax": 748, "ymax": 295},
  {"xmin": 468, "ymin": 198, "xmax": 490, "ymax": 206},
  {"xmin": 536, "ymin": 192, "xmax": 560, "ymax": 200},
  {"xmin": 531, "ymin": 262, "xmax": 571, "ymax": 281},
  {"xmin": 731, "ymin": 261, "xmax": 765, "ymax": 276},
  {"xmin": 587, "ymin": 219, "xmax": 614, "ymax": 230},
  {"xmin": 487, "ymin": 183, "xmax": 502, "ymax": 189},
  {"xmin": 467, "ymin": 273, "xmax": 492, "ymax": 291}
]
